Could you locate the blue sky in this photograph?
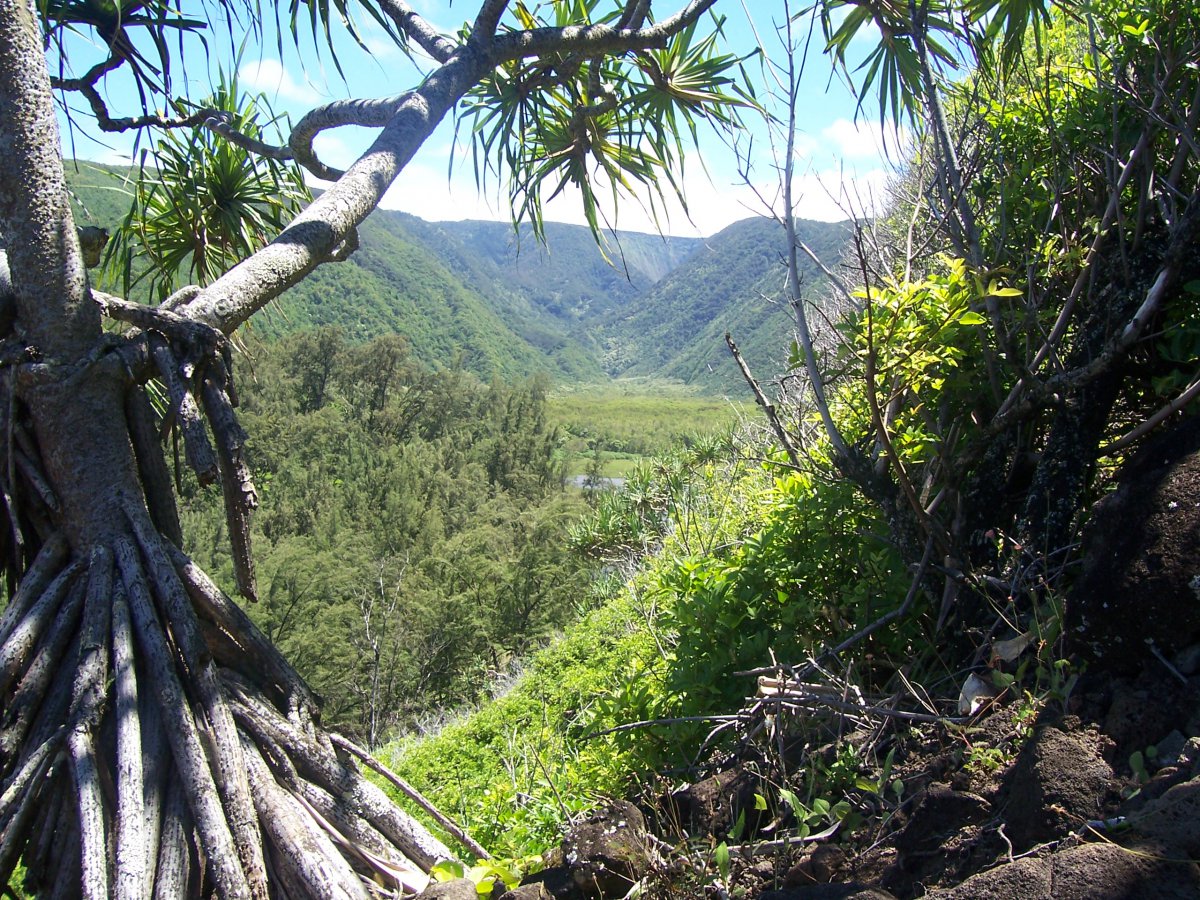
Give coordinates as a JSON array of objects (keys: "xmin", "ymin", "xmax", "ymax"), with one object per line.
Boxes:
[{"xmin": 56, "ymin": 0, "xmax": 902, "ymax": 237}]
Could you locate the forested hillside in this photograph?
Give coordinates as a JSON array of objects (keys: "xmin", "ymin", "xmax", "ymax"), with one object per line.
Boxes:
[
  {"xmin": 180, "ymin": 330, "xmax": 597, "ymax": 746},
  {"xmin": 67, "ymin": 162, "xmax": 847, "ymax": 390},
  {"xmin": 599, "ymin": 216, "xmax": 849, "ymax": 385}
]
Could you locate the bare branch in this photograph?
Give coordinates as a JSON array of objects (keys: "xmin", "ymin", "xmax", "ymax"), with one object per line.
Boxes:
[
  {"xmin": 488, "ymin": 0, "xmax": 720, "ymax": 63},
  {"xmin": 470, "ymin": 0, "xmax": 512, "ymax": 47},
  {"xmin": 289, "ymin": 95, "xmax": 411, "ymax": 181},
  {"xmin": 1104, "ymin": 374, "xmax": 1200, "ymax": 457},
  {"xmin": 49, "ymin": 55, "xmax": 122, "ymax": 91},
  {"xmin": 725, "ymin": 332, "xmax": 801, "ymax": 468},
  {"xmin": 376, "ymin": 0, "xmax": 456, "ymax": 62}
]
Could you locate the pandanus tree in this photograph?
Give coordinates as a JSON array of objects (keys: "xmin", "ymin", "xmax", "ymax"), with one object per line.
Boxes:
[{"xmin": 0, "ymin": 0, "xmax": 748, "ymax": 894}]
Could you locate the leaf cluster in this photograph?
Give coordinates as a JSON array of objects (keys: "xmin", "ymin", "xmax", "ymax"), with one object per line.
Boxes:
[{"xmin": 462, "ymin": 3, "xmax": 756, "ymax": 239}]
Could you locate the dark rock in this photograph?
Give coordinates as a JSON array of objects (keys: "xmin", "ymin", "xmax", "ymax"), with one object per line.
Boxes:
[
  {"xmin": 1153, "ymin": 730, "xmax": 1188, "ymax": 769},
  {"xmin": 927, "ymin": 856, "xmax": 1052, "ymax": 899},
  {"xmin": 928, "ymin": 842, "xmax": 1200, "ymax": 898},
  {"xmin": 1049, "ymin": 843, "xmax": 1200, "ymax": 899},
  {"xmin": 894, "ymin": 783, "xmax": 991, "ymax": 856},
  {"xmin": 758, "ymin": 886, "xmax": 896, "ymax": 899},
  {"xmin": 417, "ymin": 879, "xmax": 483, "ymax": 900},
  {"xmin": 1099, "ymin": 674, "xmax": 1197, "ymax": 763},
  {"xmin": 1068, "ymin": 417, "xmax": 1200, "ymax": 673},
  {"xmin": 497, "ymin": 885, "xmax": 555, "ymax": 900},
  {"xmin": 1130, "ymin": 777, "xmax": 1200, "ymax": 856},
  {"xmin": 518, "ymin": 866, "xmax": 576, "ymax": 900},
  {"xmin": 660, "ymin": 766, "xmax": 768, "ymax": 841},
  {"xmin": 877, "ymin": 781, "xmax": 997, "ymax": 895},
  {"xmin": 1172, "ymin": 642, "xmax": 1200, "ymax": 676},
  {"xmin": 783, "ymin": 845, "xmax": 848, "ymax": 888},
  {"xmin": 521, "ymin": 801, "xmax": 650, "ymax": 899},
  {"xmin": 999, "ymin": 724, "xmax": 1114, "ymax": 849}
]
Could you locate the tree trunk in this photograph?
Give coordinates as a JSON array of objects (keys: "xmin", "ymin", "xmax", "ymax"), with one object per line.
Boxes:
[{"xmin": 0, "ymin": 3, "xmax": 456, "ymax": 895}]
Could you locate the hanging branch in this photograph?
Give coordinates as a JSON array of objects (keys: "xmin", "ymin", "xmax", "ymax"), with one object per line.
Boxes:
[
  {"xmin": 153, "ymin": 780, "xmax": 193, "ymax": 899},
  {"xmin": 725, "ymin": 332, "xmax": 802, "ymax": 468},
  {"xmin": 0, "ymin": 531, "xmax": 66, "ymax": 647},
  {"xmin": 125, "ymin": 387, "xmax": 184, "ymax": 547},
  {"xmin": 168, "ymin": 543, "xmax": 319, "ymax": 718},
  {"xmin": 200, "ymin": 358, "xmax": 258, "ymax": 601},
  {"xmin": 149, "ymin": 335, "xmax": 218, "ymax": 486},
  {"xmin": 0, "ymin": 728, "xmax": 60, "ymax": 885}
]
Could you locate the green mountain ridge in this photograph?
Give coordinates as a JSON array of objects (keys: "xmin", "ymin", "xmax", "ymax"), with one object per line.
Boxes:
[{"xmin": 66, "ymin": 161, "xmax": 850, "ymax": 390}]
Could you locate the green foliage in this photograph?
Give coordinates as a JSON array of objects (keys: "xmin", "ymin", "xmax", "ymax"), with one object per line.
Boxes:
[
  {"xmin": 462, "ymin": 5, "xmax": 753, "ymax": 240},
  {"xmin": 385, "ymin": 591, "xmax": 658, "ymax": 857},
  {"xmin": 181, "ymin": 330, "xmax": 595, "ymax": 741},
  {"xmin": 816, "ymin": 0, "xmax": 1053, "ymax": 125},
  {"xmin": 102, "ymin": 79, "xmax": 309, "ymax": 301},
  {"xmin": 551, "ymin": 386, "xmax": 742, "ymax": 472},
  {"xmin": 392, "ymin": 436, "xmax": 925, "ymax": 857},
  {"xmin": 651, "ymin": 467, "xmax": 912, "ymax": 719},
  {"xmin": 829, "ymin": 258, "xmax": 1006, "ymax": 465}
]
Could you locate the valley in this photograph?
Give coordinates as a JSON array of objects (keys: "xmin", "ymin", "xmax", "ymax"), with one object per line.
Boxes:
[{"xmin": 67, "ymin": 161, "xmax": 850, "ymax": 394}]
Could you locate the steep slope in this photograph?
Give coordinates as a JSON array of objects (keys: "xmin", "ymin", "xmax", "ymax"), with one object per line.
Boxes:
[
  {"xmin": 65, "ymin": 161, "xmax": 850, "ymax": 390},
  {"xmin": 430, "ymin": 219, "xmax": 702, "ymax": 323},
  {"xmin": 388, "ymin": 216, "xmax": 700, "ymax": 366},
  {"xmin": 263, "ymin": 214, "xmax": 598, "ymax": 380},
  {"xmin": 601, "ymin": 217, "xmax": 850, "ymax": 389}
]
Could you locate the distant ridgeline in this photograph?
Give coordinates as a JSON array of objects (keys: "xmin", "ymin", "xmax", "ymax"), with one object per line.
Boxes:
[{"xmin": 67, "ymin": 161, "xmax": 850, "ymax": 390}]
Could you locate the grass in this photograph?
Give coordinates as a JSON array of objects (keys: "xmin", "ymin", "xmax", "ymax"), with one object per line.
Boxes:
[{"xmin": 549, "ymin": 379, "xmax": 748, "ymax": 476}]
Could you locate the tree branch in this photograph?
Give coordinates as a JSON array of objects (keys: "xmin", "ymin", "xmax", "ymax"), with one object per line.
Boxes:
[
  {"xmin": 470, "ymin": 0, "xmax": 511, "ymax": 48},
  {"xmin": 375, "ymin": 0, "xmax": 457, "ymax": 62},
  {"xmin": 725, "ymin": 332, "xmax": 802, "ymax": 468},
  {"xmin": 288, "ymin": 94, "xmax": 412, "ymax": 181},
  {"xmin": 488, "ymin": 0, "xmax": 719, "ymax": 63},
  {"xmin": 175, "ymin": 54, "xmax": 487, "ymax": 333}
]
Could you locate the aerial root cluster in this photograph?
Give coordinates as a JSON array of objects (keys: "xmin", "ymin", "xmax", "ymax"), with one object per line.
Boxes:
[
  {"xmin": 0, "ymin": 516, "xmax": 455, "ymax": 898},
  {"xmin": 0, "ymin": 339, "xmax": 461, "ymax": 897}
]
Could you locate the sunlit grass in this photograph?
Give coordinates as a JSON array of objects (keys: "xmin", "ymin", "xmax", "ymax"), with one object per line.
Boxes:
[{"xmin": 549, "ymin": 379, "xmax": 747, "ymax": 476}]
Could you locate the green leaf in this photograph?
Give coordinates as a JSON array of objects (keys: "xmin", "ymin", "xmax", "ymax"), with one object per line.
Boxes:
[
  {"xmin": 729, "ymin": 808, "xmax": 747, "ymax": 841},
  {"xmin": 431, "ymin": 860, "xmax": 466, "ymax": 882},
  {"xmin": 715, "ymin": 841, "xmax": 730, "ymax": 882}
]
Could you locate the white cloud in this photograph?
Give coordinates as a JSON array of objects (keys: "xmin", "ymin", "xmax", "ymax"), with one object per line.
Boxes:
[
  {"xmin": 381, "ymin": 161, "xmax": 502, "ymax": 221},
  {"xmin": 238, "ymin": 59, "xmax": 322, "ymax": 105},
  {"xmin": 820, "ymin": 118, "xmax": 908, "ymax": 162},
  {"xmin": 311, "ymin": 133, "xmax": 358, "ymax": 172},
  {"xmin": 375, "ymin": 153, "xmax": 885, "ymax": 238}
]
